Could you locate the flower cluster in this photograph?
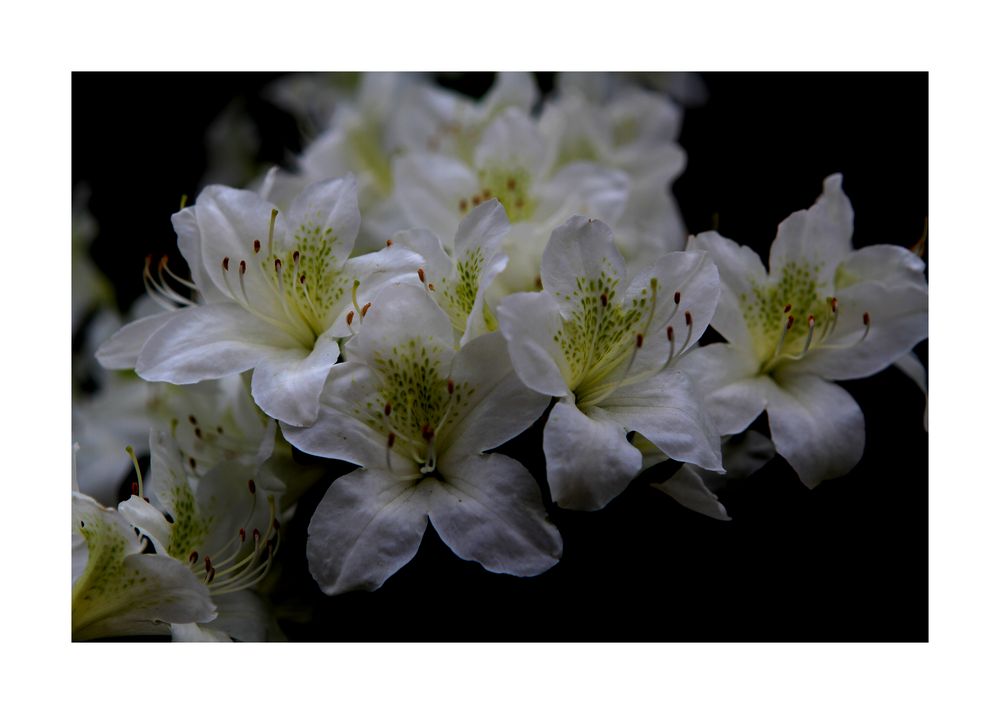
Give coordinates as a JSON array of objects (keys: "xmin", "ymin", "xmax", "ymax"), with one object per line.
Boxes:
[{"xmin": 72, "ymin": 73, "xmax": 928, "ymax": 640}]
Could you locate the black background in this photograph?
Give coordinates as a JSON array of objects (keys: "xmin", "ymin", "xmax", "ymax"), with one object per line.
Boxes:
[{"xmin": 72, "ymin": 72, "xmax": 928, "ymax": 642}]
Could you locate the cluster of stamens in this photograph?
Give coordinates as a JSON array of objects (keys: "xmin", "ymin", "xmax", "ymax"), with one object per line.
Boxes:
[
  {"xmin": 142, "ymin": 254, "xmax": 197, "ymax": 311},
  {"xmin": 381, "ymin": 377, "xmax": 457, "ymax": 476},
  {"xmin": 760, "ymin": 296, "xmax": 871, "ymax": 373}
]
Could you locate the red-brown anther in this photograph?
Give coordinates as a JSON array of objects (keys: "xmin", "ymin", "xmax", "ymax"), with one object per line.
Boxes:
[
  {"xmin": 159, "ymin": 255, "xmax": 169, "ymax": 269},
  {"xmin": 447, "ymin": 379, "xmax": 455, "ymax": 394},
  {"xmin": 667, "ymin": 325, "xmax": 675, "ymax": 341},
  {"xmin": 273, "ymin": 518, "xmax": 281, "ymax": 532},
  {"xmin": 144, "ymin": 497, "xmax": 150, "ymax": 503},
  {"xmin": 421, "ymin": 423, "xmax": 435, "ymax": 442},
  {"xmin": 600, "ymin": 293, "xmax": 608, "ymax": 307},
  {"xmin": 239, "ymin": 528, "xmax": 246, "ymax": 542},
  {"xmin": 253, "ymin": 528, "xmax": 261, "ymax": 541},
  {"xmin": 248, "ymin": 479, "xmax": 256, "ymax": 495},
  {"xmin": 299, "ymin": 274, "xmax": 306, "ymax": 285},
  {"xmin": 459, "ymin": 199, "xmax": 468, "ymax": 212},
  {"xmin": 685, "ymin": 311, "xmax": 692, "ymax": 326},
  {"xmin": 534, "ymin": 275, "xmax": 543, "ymax": 290},
  {"xmin": 831, "ymin": 297, "xmax": 839, "ymax": 313},
  {"xmin": 636, "ymin": 333, "xmax": 644, "ymax": 348},
  {"xmin": 472, "ymin": 195, "xmax": 482, "ymax": 206},
  {"xmin": 384, "ymin": 402, "xmax": 392, "ymax": 416},
  {"xmin": 204, "ymin": 557, "xmax": 212, "ymax": 573},
  {"xmin": 188, "ymin": 457, "xmax": 197, "ymax": 470},
  {"xmin": 361, "ymin": 302, "xmax": 372, "ymax": 318},
  {"xmin": 674, "ymin": 291, "xmax": 681, "ymax": 305},
  {"xmin": 428, "ymin": 283, "xmax": 435, "ymax": 291},
  {"xmin": 206, "ymin": 567, "xmax": 216, "ymax": 584},
  {"xmin": 387, "ymin": 432, "xmax": 396, "ymax": 448},
  {"xmin": 194, "ymin": 427, "xmax": 203, "ymax": 439},
  {"xmin": 222, "ymin": 257, "xmax": 230, "ymax": 271},
  {"xmin": 239, "ymin": 260, "xmax": 247, "ymax": 275},
  {"xmin": 346, "ymin": 310, "xmax": 355, "ymax": 326},
  {"xmin": 293, "ymin": 251, "xmax": 300, "ymax": 263},
  {"xmin": 786, "ymin": 315, "xmax": 795, "ymax": 330},
  {"xmin": 417, "ymin": 267, "xmax": 426, "ymax": 283},
  {"xmin": 808, "ymin": 314, "xmax": 816, "ymax": 326},
  {"xmin": 188, "ymin": 414, "xmax": 197, "ymax": 425},
  {"xmin": 131, "ymin": 482, "xmax": 138, "ymax": 496},
  {"xmin": 189, "ymin": 551, "xmax": 199, "ymax": 564},
  {"xmin": 253, "ymin": 239, "xmax": 261, "ymax": 253},
  {"xmin": 863, "ymin": 312, "xmax": 871, "ymax": 326},
  {"xmin": 274, "ymin": 258, "xmax": 282, "ymax": 271},
  {"xmin": 386, "ymin": 239, "xmax": 394, "ymax": 247}
]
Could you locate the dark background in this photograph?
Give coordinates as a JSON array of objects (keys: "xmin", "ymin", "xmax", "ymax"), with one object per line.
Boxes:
[{"xmin": 72, "ymin": 72, "xmax": 928, "ymax": 642}]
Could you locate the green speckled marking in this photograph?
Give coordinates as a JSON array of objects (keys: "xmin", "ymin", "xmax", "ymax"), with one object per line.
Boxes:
[
  {"xmin": 552, "ymin": 267, "xmax": 648, "ymax": 390},
  {"xmin": 460, "ymin": 165, "xmax": 535, "ymax": 222},
  {"xmin": 165, "ymin": 480, "xmax": 209, "ymax": 561},
  {"xmin": 739, "ymin": 260, "xmax": 832, "ymax": 363},
  {"xmin": 439, "ymin": 247, "xmax": 485, "ymax": 330},
  {"xmin": 353, "ymin": 338, "xmax": 475, "ymax": 464},
  {"xmin": 74, "ymin": 518, "xmax": 129, "ymax": 605}
]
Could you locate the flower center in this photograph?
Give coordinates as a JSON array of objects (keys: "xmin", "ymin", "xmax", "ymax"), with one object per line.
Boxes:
[{"xmin": 458, "ymin": 166, "xmax": 535, "ymax": 222}]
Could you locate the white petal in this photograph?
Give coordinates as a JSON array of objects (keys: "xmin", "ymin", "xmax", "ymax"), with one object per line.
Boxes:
[
  {"xmin": 769, "ymin": 174, "xmax": 854, "ymax": 286},
  {"xmin": 306, "ymin": 468, "xmax": 429, "ymax": 595},
  {"xmin": 474, "ymin": 107, "xmax": 547, "ymax": 178},
  {"xmin": 135, "ymin": 303, "xmax": 297, "ymax": 385},
  {"xmin": 679, "ymin": 343, "xmax": 767, "ymax": 435},
  {"xmin": 893, "ymin": 350, "xmax": 928, "ymax": 430},
  {"xmin": 393, "ymin": 153, "xmax": 477, "ymax": 249},
  {"xmin": 765, "ymin": 374, "xmax": 865, "ymax": 488},
  {"xmin": 191, "ymin": 185, "xmax": 285, "ymax": 318},
  {"xmin": 390, "ymin": 228, "xmax": 452, "ymax": 283},
  {"xmin": 601, "ymin": 368, "xmax": 723, "ymax": 472},
  {"xmin": 95, "ymin": 312, "xmax": 174, "ymax": 370},
  {"xmin": 785, "ymin": 282, "xmax": 927, "ymax": 381},
  {"xmin": 652, "ymin": 467, "xmax": 730, "ymax": 521},
  {"xmin": 534, "ymin": 163, "xmax": 630, "ymax": 228},
  {"xmin": 540, "ymin": 216, "xmax": 626, "ymax": 317},
  {"xmin": 438, "ymin": 331, "xmax": 549, "ymax": 462},
  {"xmin": 543, "ymin": 399, "xmax": 642, "ymax": 511},
  {"xmin": 427, "ymin": 453, "xmax": 561, "ymax": 576},
  {"xmin": 481, "ymin": 72, "xmax": 538, "ymax": 117},
  {"xmin": 834, "ymin": 244, "xmax": 927, "ymax": 293},
  {"xmin": 250, "ymin": 330, "xmax": 341, "ymax": 426},
  {"xmin": 346, "ymin": 282, "xmax": 455, "ymax": 366},
  {"xmin": 172, "ymin": 206, "xmax": 227, "ymax": 302},
  {"xmin": 331, "ymin": 243, "xmax": 426, "ymax": 336},
  {"xmin": 280, "ymin": 362, "xmax": 388, "ymax": 467},
  {"xmin": 496, "ymin": 291, "xmax": 573, "ymax": 397},
  {"xmin": 688, "ymin": 230, "xmax": 768, "ymax": 347},
  {"xmin": 281, "ymin": 175, "xmax": 361, "ymax": 265}
]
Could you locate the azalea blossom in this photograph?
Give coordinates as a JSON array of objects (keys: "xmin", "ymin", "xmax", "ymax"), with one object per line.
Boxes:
[
  {"xmin": 282, "ymin": 283, "xmax": 561, "ymax": 594},
  {"xmin": 119, "ymin": 430, "xmax": 284, "ymax": 641},
  {"xmin": 497, "ymin": 215, "xmax": 723, "ymax": 511},
  {"xmin": 72, "ymin": 483, "xmax": 215, "ymax": 641},
  {"xmin": 96, "ymin": 176, "xmax": 422, "ymax": 426},
  {"xmin": 392, "ymin": 198, "xmax": 510, "ymax": 344},
  {"xmin": 685, "ymin": 174, "xmax": 929, "ymax": 486},
  {"xmin": 393, "ymin": 106, "xmax": 629, "ymax": 294},
  {"xmin": 538, "ymin": 83, "xmax": 688, "ymax": 264}
]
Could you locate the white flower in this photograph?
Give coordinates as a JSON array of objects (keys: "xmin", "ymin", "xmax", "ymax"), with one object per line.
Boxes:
[
  {"xmin": 685, "ymin": 174, "xmax": 928, "ymax": 486},
  {"xmin": 393, "ymin": 106, "xmax": 629, "ymax": 294},
  {"xmin": 497, "ymin": 216, "xmax": 723, "ymax": 511},
  {"xmin": 97, "ymin": 177, "xmax": 422, "ymax": 426},
  {"xmin": 119, "ymin": 430, "xmax": 284, "ymax": 641},
  {"xmin": 72, "ymin": 486, "xmax": 215, "ymax": 641},
  {"xmin": 538, "ymin": 84, "xmax": 688, "ymax": 263},
  {"xmin": 392, "ymin": 198, "xmax": 510, "ymax": 344},
  {"xmin": 282, "ymin": 283, "xmax": 561, "ymax": 594}
]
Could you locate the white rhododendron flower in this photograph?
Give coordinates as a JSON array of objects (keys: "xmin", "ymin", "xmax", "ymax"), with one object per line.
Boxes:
[
  {"xmin": 283, "ymin": 283, "xmax": 561, "ymax": 594},
  {"xmin": 119, "ymin": 430, "xmax": 284, "ymax": 641},
  {"xmin": 685, "ymin": 174, "xmax": 928, "ymax": 486},
  {"xmin": 392, "ymin": 198, "xmax": 510, "ymax": 344},
  {"xmin": 97, "ymin": 177, "xmax": 422, "ymax": 426},
  {"xmin": 72, "ymin": 486, "xmax": 216, "ymax": 641},
  {"xmin": 498, "ymin": 216, "xmax": 723, "ymax": 511},
  {"xmin": 393, "ymin": 106, "xmax": 629, "ymax": 294},
  {"xmin": 539, "ymin": 84, "xmax": 688, "ymax": 263}
]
